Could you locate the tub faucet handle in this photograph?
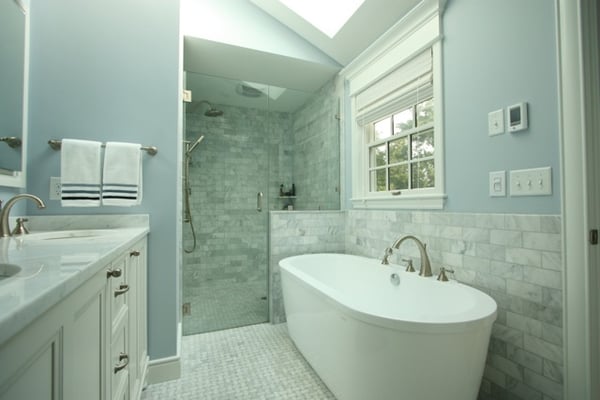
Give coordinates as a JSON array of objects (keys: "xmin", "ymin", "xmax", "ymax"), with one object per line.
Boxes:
[
  {"xmin": 381, "ymin": 247, "xmax": 393, "ymax": 265},
  {"xmin": 437, "ymin": 267, "xmax": 455, "ymax": 282},
  {"xmin": 402, "ymin": 258, "xmax": 415, "ymax": 272}
]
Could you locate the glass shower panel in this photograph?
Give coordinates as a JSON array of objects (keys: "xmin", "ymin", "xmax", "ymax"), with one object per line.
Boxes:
[{"xmin": 182, "ymin": 73, "xmax": 271, "ymax": 334}]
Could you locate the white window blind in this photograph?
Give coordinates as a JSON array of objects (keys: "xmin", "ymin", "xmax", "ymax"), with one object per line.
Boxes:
[{"xmin": 355, "ymin": 49, "xmax": 433, "ymax": 126}]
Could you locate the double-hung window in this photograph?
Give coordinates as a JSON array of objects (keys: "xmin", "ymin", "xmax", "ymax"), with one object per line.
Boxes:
[
  {"xmin": 344, "ymin": 4, "xmax": 445, "ymax": 209},
  {"xmin": 368, "ymin": 97, "xmax": 435, "ymax": 193}
]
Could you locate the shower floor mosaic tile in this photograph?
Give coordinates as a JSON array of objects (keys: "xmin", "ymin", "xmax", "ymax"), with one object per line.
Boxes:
[
  {"xmin": 182, "ymin": 281, "xmax": 268, "ymax": 335},
  {"xmin": 141, "ymin": 323, "xmax": 337, "ymax": 400}
]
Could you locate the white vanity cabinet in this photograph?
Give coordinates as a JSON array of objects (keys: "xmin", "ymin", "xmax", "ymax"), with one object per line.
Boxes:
[{"xmin": 0, "ymin": 236, "xmax": 148, "ymax": 400}]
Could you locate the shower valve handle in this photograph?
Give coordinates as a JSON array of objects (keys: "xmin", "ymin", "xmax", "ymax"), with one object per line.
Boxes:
[{"xmin": 257, "ymin": 192, "xmax": 263, "ymax": 212}]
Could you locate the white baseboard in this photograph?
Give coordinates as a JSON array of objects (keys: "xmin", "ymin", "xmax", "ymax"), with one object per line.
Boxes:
[
  {"xmin": 145, "ymin": 322, "xmax": 182, "ymax": 385},
  {"xmin": 146, "ymin": 355, "xmax": 181, "ymax": 384}
]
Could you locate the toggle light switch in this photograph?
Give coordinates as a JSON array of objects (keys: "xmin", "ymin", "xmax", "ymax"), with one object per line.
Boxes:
[{"xmin": 510, "ymin": 167, "xmax": 552, "ymax": 196}]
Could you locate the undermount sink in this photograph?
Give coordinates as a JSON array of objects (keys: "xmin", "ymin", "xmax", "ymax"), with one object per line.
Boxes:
[
  {"xmin": 23, "ymin": 229, "xmax": 118, "ymax": 241},
  {"xmin": 0, "ymin": 263, "xmax": 21, "ymax": 281}
]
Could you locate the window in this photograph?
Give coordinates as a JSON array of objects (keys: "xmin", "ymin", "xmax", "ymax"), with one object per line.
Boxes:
[
  {"xmin": 368, "ymin": 98, "xmax": 435, "ymax": 193},
  {"xmin": 342, "ymin": 2, "xmax": 445, "ymax": 209}
]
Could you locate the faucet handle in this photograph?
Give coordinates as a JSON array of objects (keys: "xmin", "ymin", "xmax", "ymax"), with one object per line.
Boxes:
[
  {"xmin": 381, "ymin": 247, "xmax": 393, "ymax": 265},
  {"xmin": 437, "ymin": 267, "xmax": 455, "ymax": 282},
  {"xmin": 12, "ymin": 218, "xmax": 29, "ymax": 236},
  {"xmin": 402, "ymin": 258, "xmax": 415, "ymax": 272}
]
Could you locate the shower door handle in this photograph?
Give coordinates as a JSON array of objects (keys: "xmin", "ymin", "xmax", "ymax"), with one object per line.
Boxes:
[{"xmin": 257, "ymin": 192, "xmax": 263, "ymax": 212}]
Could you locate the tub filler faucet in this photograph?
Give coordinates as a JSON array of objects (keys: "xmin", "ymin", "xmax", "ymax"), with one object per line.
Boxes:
[{"xmin": 381, "ymin": 235, "xmax": 433, "ymax": 277}]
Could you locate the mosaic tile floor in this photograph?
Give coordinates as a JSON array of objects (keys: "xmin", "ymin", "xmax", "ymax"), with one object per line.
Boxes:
[
  {"xmin": 182, "ymin": 281, "xmax": 268, "ymax": 335},
  {"xmin": 142, "ymin": 323, "xmax": 336, "ymax": 400}
]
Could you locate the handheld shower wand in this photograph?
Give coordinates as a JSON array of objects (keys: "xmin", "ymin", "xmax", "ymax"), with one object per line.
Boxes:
[{"xmin": 186, "ymin": 135, "xmax": 204, "ymax": 155}]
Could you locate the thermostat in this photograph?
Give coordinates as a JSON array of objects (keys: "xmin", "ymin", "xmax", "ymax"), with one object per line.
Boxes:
[{"xmin": 507, "ymin": 102, "xmax": 528, "ymax": 132}]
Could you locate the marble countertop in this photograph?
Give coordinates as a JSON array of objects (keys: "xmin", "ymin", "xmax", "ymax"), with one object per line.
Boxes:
[{"xmin": 0, "ymin": 215, "xmax": 149, "ymax": 345}]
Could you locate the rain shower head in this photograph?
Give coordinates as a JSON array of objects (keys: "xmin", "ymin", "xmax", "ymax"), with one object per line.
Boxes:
[
  {"xmin": 204, "ymin": 107, "xmax": 224, "ymax": 117},
  {"xmin": 190, "ymin": 100, "xmax": 224, "ymax": 117}
]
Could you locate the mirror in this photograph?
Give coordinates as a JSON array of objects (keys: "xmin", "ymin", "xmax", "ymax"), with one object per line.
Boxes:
[{"xmin": 0, "ymin": 0, "xmax": 28, "ymax": 187}]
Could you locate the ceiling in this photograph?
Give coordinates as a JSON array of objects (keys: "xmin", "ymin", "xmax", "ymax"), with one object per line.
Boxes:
[
  {"xmin": 249, "ymin": 0, "xmax": 423, "ymax": 66},
  {"xmin": 183, "ymin": 0, "xmax": 424, "ymax": 109},
  {"xmin": 185, "ymin": 71, "xmax": 314, "ymax": 113}
]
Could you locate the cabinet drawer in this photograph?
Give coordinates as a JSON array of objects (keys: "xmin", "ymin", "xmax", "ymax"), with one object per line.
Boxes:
[
  {"xmin": 108, "ymin": 256, "xmax": 128, "ymax": 328},
  {"xmin": 110, "ymin": 315, "xmax": 129, "ymax": 400}
]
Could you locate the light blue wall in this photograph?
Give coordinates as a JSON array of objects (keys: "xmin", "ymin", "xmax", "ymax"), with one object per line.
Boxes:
[
  {"xmin": 343, "ymin": 0, "xmax": 560, "ymax": 215},
  {"xmin": 443, "ymin": 0, "xmax": 560, "ymax": 213},
  {"xmin": 26, "ymin": 0, "xmax": 181, "ymax": 360},
  {"xmin": 0, "ymin": 188, "xmax": 25, "ymax": 216}
]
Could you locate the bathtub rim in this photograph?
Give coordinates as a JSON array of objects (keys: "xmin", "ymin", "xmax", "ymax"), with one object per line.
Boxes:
[{"xmin": 280, "ymin": 253, "xmax": 498, "ymax": 335}]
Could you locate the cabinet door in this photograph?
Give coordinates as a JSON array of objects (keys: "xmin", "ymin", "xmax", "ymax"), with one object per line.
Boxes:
[
  {"xmin": 0, "ymin": 334, "xmax": 60, "ymax": 400},
  {"xmin": 63, "ymin": 266, "xmax": 108, "ymax": 400}
]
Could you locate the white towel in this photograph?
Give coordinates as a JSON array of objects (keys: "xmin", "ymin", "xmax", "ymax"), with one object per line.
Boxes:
[
  {"xmin": 102, "ymin": 142, "xmax": 143, "ymax": 206},
  {"xmin": 60, "ymin": 139, "xmax": 102, "ymax": 207}
]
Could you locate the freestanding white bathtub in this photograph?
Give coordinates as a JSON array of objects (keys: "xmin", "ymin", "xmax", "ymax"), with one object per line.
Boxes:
[{"xmin": 279, "ymin": 253, "xmax": 497, "ymax": 400}]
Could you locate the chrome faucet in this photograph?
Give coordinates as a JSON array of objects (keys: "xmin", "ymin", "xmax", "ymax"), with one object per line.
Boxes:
[
  {"xmin": 382, "ymin": 235, "xmax": 433, "ymax": 277},
  {"xmin": 0, "ymin": 194, "xmax": 46, "ymax": 238}
]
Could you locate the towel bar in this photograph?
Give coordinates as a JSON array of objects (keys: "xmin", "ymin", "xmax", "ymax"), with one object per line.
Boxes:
[{"xmin": 48, "ymin": 139, "xmax": 158, "ymax": 156}]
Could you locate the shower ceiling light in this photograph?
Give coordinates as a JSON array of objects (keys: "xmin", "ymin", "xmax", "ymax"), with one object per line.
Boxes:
[{"xmin": 278, "ymin": 0, "xmax": 365, "ymax": 38}]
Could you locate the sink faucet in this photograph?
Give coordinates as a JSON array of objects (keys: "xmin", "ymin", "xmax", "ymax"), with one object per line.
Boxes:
[
  {"xmin": 0, "ymin": 194, "xmax": 46, "ymax": 238},
  {"xmin": 382, "ymin": 235, "xmax": 433, "ymax": 277}
]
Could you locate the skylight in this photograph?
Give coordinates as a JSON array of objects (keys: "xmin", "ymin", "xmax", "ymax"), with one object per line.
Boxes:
[{"xmin": 278, "ymin": 0, "xmax": 365, "ymax": 38}]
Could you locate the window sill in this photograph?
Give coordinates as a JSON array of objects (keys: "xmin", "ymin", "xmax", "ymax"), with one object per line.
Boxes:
[{"xmin": 351, "ymin": 193, "xmax": 446, "ymax": 209}]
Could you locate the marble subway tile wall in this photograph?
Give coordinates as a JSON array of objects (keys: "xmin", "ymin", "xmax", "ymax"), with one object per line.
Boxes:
[
  {"xmin": 291, "ymin": 79, "xmax": 341, "ymax": 211},
  {"xmin": 183, "ymin": 104, "xmax": 294, "ymax": 331},
  {"xmin": 345, "ymin": 209, "xmax": 563, "ymax": 400},
  {"xmin": 269, "ymin": 211, "xmax": 346, "ymax": 323}
]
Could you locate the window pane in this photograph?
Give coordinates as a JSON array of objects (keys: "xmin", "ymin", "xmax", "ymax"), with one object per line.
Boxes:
[
  {"xmin": 388, "ymin": 137, "xmax": 408, "ymax": 164},
  {"xmin": 370, "ymin": 169, "xmax": 387, "ymax": 192},
  {"xmin": 411, "ymin": 159, "xmax": 435, "ymax": 188},
  {"xmin": 393, "ymin": 108, "xmax": 413, "ymax": 134},
  {"xmin": 369, "ymin": 144, "xmax": 387, "ymax": 167},
  {"xmin": 411, "ymin": 129, "xmax": 434, "ymax": 159},
  {"xmin": 389, "ymin": 165, "xmax": 408, "ymax": 190},
  {"xmin": 417, "ymin": 98, "xmax": 434, "ymax": 126},
  {"xmin": 374, "ymin": 117, "xmax": 392, "ymax": 140}
]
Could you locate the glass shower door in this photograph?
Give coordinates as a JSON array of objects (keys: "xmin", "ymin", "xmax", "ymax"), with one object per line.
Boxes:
[{"xmin": 182, "ymin": 73, "xmax": 270, "ymax": 334}]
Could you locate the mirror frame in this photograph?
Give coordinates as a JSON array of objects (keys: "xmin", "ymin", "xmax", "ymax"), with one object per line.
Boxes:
[{"xmin": 0, "ymin": 0, "xmax": 29, "ymax": 188}]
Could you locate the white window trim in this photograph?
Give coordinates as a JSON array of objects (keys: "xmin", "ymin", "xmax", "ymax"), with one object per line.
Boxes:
[{"xmin": 341, "ymin": 1, "xmax": 446, "ymax": 209}]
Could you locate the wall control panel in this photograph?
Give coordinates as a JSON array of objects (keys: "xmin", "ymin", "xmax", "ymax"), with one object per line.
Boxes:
[
  {"xmin": 507, "ymin": 102, "xmax": 528, "ymax": 132},
  {"xmin": 509, "ymin": 167, "xmax": 552, "ymax": 196}
]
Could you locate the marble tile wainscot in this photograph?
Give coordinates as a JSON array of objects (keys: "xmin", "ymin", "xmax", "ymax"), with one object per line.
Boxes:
[
  {"xmin": 268, "ymin": 211, "xmax": 345, "ymax": 323},
  {"xmin": 345, "ymin": 210, "xmax": 563, "ymax": 400}
]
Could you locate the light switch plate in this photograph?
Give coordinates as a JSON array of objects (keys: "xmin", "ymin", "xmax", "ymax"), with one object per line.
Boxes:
[
  {"xmin": 510, "ymin": 167, "xmax": 552, "ymax": 196},
  {"xmin": 489, "ymin": 170, "xmax": 506, "ymax": 197},
  {"xmin": 488, "ymin": 109, "xmax": 505, "ymax": 136}
]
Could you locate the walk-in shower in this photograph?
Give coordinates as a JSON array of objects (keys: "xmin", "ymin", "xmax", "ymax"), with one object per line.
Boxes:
[{"xmin": 182, "ymin": 72, "xmax": 340, "ymax": 335}]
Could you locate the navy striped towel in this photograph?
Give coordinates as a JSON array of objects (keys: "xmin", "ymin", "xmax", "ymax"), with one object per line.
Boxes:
[
  {"xmin": 60, "ymin": 139, "xmax": 102, "ymax": 207},
  {"xmin": 102, "ymin": 142, "xmax": 142, "ymax": 206}
]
